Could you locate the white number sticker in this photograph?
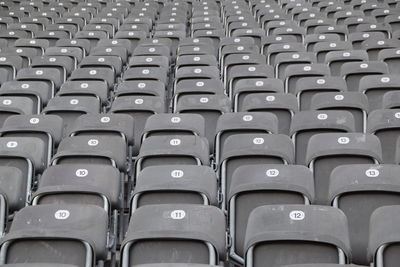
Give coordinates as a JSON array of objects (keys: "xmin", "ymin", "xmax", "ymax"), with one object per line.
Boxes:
[
  {"xmin": 55, "ymin": 210, "xmax": 70, "ymax": 220},
  {"xmin": 289, "ymin": 210, "xmax": 305, "ymax": 220},
  {"xmin": 266, "ymin": 169, "xmax": 279, "ymax": 177},
  {"xmin": 76, "ymin": 169, "xmax": 88, "ymax": 177},
  {"xmin": 170, "ymin": 210, "xmax": 186, "ymax": 219},
  {"xmin": 365, "ymin": 169, "xmax": 379, "ymax": 178},
  {"xmin": 171, "ymin": 169, "xmax": 184, "ymax": 178}
]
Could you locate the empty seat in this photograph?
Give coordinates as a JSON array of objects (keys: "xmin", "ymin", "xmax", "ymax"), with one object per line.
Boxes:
[
  {"xmin": 32, "ymin": 164, "xmax": 121, "ymax": 213},
  {"xmin": 43, "ymin": 96, "xmax": 100, "ymax": 133},
  {"xmin": 135, "ymin": 136, "xmax": 210, "ymax": 175},
  {"xmin": 291, "ymin": 110, "xmax": 356, "ymax": 165},
  {"xmin": 228, "ymin": 164, "xmax": 314, "ymax": 264},
  {"xmin": 378, "ymin": 48, "xmax": 400, "ymax": 75},
  {"xmin": 219, "ymin": 134, "xmax": 294, "ymax": 210},
  {"xmin": 329, "ymin": 164, "xmax": 400, "ymax": 265},
  {"xmin": 295, "ymin": 77, "xmax": 348, "ymax": 111},
  {"xmin": 131, "ymin": 165, "xmax": 217, "ymax": 212},
  {"xmin": 142, "ymin": 114, "xmax": 205, "ymax": 141},
  {"xmin": 110, "ymin": 96, "xmax": 165, "ymax": 154},
  {"xmin": 121, "ymin": 204, "xmax": 226, "ymax": 266},
  {"xmin": 283, "ymin": 63, "xmax": 330, "ymax": 94},
  {"xmin": 215, "ymin": 112, "xmax": 278, "ymax": 164},
  {"xmin": 0, "ymin": 204, "xmax": 109, "ymax": 267},
  {"xmin": 175, "ymin": 95, "xmax": 231, "ymax": 151},
  {"xmin": 340, "ymin": 61, "xmax": 389, "ymax": 92},
  {"xmin": 368, "ymin": 109, "xmax": 400, "ymax": 163},
  {"xmin": 368, "ymin": 205, "xmax": 400, "ymax": 267},
  {"xmin": 325, "ymin": 50, "xmax": 368, "ymax": 76},
  {"xmin": 244, "ymin": 205, "xmax": 351, "ymax": 267},
  {"xmin": 310, "ymin": 92, "xmax": 369, "ymax": 133},
  {"xmin": 306, "ymin": 133, "xmax": 382, "ymax": 204},
  {"xmin": 241, "ymin": 93, "xmax": 298, "ymax": 135},
  {"xmin": 52, "ymin": 136, "xmax": 127, "ymax": 173}
]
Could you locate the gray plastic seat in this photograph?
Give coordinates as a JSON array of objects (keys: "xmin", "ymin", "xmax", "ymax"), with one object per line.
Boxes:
[
  {"xmin": 325, "ymin": 50, "xmax": 369, "ymax": 76},
  {"xmin": 340, "ymin": 61, "xmax": 389, "ymax": 92},
  {"xmin": 215, "ymin": 112, "xmax": 278, "ymax": 164},
  {"xmin": 359, "ymin": 75, "xmax": 400, "ymax": 111},
  {"xmin": 306, "ymin": 133, "xmax": 382, "ymax": 204},
  {"xmin": 67, "ymin": 113, "xmax": 134, "ymax": 147},
  {"xmin": 0, "ymin": 204, "xmax": 108, "ymax": 267},
  {"xmin": 283, "ymin": 63, "xmax": 330, "ymax": 94},
  {"xmin": 291, "ymin": 110, "xmax": 356, "ymax": 165},
  {"xmin": 43, "ymin": 96, "xmax": 100, "ymax": 133},
  {"xmin": 131, "ymin": 264, "xmax": 217, "ymax": 267},
  {"xmin": 52, "ymin": 136, "xmax": 127, "ymax": 172},
  {"xmin": 0, "ymin": 114, "xmax": 63, "ymax": 164},
  {"xmin": 313, "ymin": 41, "xmax": 353, "ymax": 63},
  {"xmin": 175, "ymin": 95, "xmax": 231, "ymax": 152},
  {"xmin": 368, "ymin": 205, "xmax": 400, "ymax": 267},
  {"xmin": 142, "ymin": 114, "xmax": 205, "ymax": 141},
  {"xmin": 69, "ymin": 68, "xmax": 115, "ymax": 91},
  {"xmin": 361, "ymin": 38, "xmax": 400, "ymax": 60},
  {"xmin": 131, "ymin": 165, "xmax": 217, "ymax": 212},
  {"xmin": 244, "ymin": 205, "xmax": 351, "ymax": 267},
  {"xmin": 16, "ymin": 67, "xmax": 63, "ymax": 92},
  {"xmin": 295, "ymin": 77, "xmax": 348, "ymax": 111},
  {"xmin": 378, "ymin": 48, "xmax": 400, "ymax": 75},
  {"xmin": 110, "ymin": 95, "xmax": 165, "ymax": 154},
  {"xmin": 274, "ymin": 52, "xmax": 317, "ymax": 80},
  {"xmin": 369, "ymin": 109, "xmax": 400, "ymax": 163},
  {"xmin": 32, "ymin": 164, "xmax": 121, "ymax": 212},
  {"xmin": 310, "ymin": 92, "xmax": 369, "ymax": 133},
  {"xmin": 231, "ymin": 78, "xmax": 284, "ymax": 112},
  {"xmin": 121, "ymin": 204, "xmax": 226, "ymax": 266},
  {"xmin": 116, "ymin": 80, "xmax": 165, "ymax": 99},
  {"xmin": 136, "ymin": 135, "xmax": 210, "ymax": 176},
  {"xmin": 241, "ymin": 93, "xmax": 298, "ymax": 135},
  {"xmin": 0, "ymin": 264, "xmax": 79, "ymax": 267},
  {"xmin": 382, "ymin": 91, "xmax": 400, "ymax": 109},
  {"xmin": 329, "ymin": 164, "xmax": 400, "ymax": 265},
  {"xmin": 58, "ymin": 81, "xmax": 108, "ymax": 107},
  {"xmin": 228, "ymin": 164, "xmax": 314, "ymax": 264},
  {"xmin": 219, "ymin": 133, "xmax": 294, "ymax": 210}
]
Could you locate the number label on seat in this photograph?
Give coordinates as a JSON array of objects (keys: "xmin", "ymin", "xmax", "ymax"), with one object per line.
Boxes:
[
  {"xmin": 289, "ymin": 210, "xmax": 305, "ymax": 221},
  {"xmin": 55, "ymin": 210, "xmax": 70, "ymax": 220},
  {"xmin": 170, "ymin": 210, "xmax": 186, "ymax": 220}
]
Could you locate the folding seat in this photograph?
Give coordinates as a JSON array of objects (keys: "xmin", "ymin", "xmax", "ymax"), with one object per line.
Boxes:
[
  {"xmin": 334, "ymin": 10, "xmax": 365, "ymax": 25},
  {"xmin": 369, "ymin": 205, "xmax": 400, "ymax": 267},
  {"xmin": 260, "ymin": 35, "xmax": 298, "ymax": 55},
  {"xmin": 303, "ymin": 18, "xmax": 337, "ymax": 34},
  {"xmin": 220, "ymin": 43, "xmax": 259, "ymax": 69},
  {"xmin": 0, "ymin": 80, "xmax": 50, "ymax": 111},
  {"xmin": 296, "ymin": 12, "xmax": 327, "ymax": 27},
  {"xmin": 58, "ymin": 80, "xmax": 108, "ymax": 108},
  {"xmin": 325, "ymin": 50, "xmax": 368, "ymax": 76},
  {"xmin": 361, "ymin": 39, "xmax": 400, "ymax": 60},
  {"xmin": 0, "ymin": 114, "xmax": 63, "ymax": 165},
  {"xmin": 175, "ymin": 95, "xmax": 231, "ymax": 151},
  {"xmin": 115, "ymin": 80, "xmax": 165, "ymax": 100},
  {"xmin": 43, "ymin": 96, "xmax": 100, "ymax": 132},
  {"xmin": 128, "ymin": 55, "xmax": 169, "ymax": 71},
  {"xmin": 266, "ymin": 42, "xmax": 305, "ymax": 66},
  {"xmin": 241, "ymin": 93, "xmax": 298, "ymax": 135},
  {"xmin": 228, "ymin": 164, "xmax": 314, "ymax": 264},
  {"xmin": 285, "ymin": 64, "xmax": 331, "ymax": 95},
  {"xmin": 123, "ymin": 66, "xmax": 168, "ymax": 86},
  {"xmin": 55, "ymin": 39, "xmax": 91, "ymax": 58},
  {"xmin": 218, "ymin": 133, "xmax": 294, "ymax": 209},
  {"xmin": 110, "ymin": 96, "xmax": 166, "ymax": 154},
  {"xmin": 343, "ymin": 16, "xmax": 378, "ymax": 34},
  {"xmin": 244, "ymin": 205, "xmax": 351, "ymax": 267},
  {"xmin": 378, "ymin": 48, "xmax": 400, "ymax": 75},
  {"xmin": 31, "ymin": 55, "xmax": 75, "ymax": 83},
  {"xmin": 270, "ymin": 26, "xmax": 306, "ymax": 43},
  {"xmin": 69, "ymin": 67, "xmax": 115, "ymax": 91},
  {"xmin": 175, "ymin": 55, "xmax": 218, "ymax": 73},
  {"xmin": 0, "ymin": 55, "xmax": 23, "ymax": 79},
  {"xmin": 135, "ymin": 136, "xmax": 210, "ymax": 176},
  {"xmin": 360, "ymin": 75, "xmax": 400, "ymax": 111},
  {"xmin": 275, "ymin": 52, "xmax": 317, "ymax": 80},
  {"xmin": 173, "ymin": 79, "xmax": 224, "ymax": 106},
  {"xmin": 142, "ymin": 113, "xmax": 205, "ymax": 141},
  {"xmin": 291, "ymin": 110, "xmax": 356, "ymax": 165},
  {"xmin": 281, "ymin": 265, "xmax": 364, "ymax": 267},
  {"xmin": 52, "ymin": 136, "xmax": 127, "ymax": 174},
  {"xmin": 227, "ymin": 65, "xmax": 274, "ymax": 96},
  {"xmin": 310, "ymin": 92, "xmax": 369, "ymax": 133},
  {"xmin": 67, "ymin": 113, "xmax": 134, "ymax": 150},
  {"xmin": 223, "ymin": 53, "xmax": 267, "ymax": 84},
  {"xmin": 0, "ymin": 136, "xmax": 47, "ymax": 233},
  {"xmin": 371, "ymin": 8, "xmax": 399, "ymax": 23},
  {"xmin": 340, "ymin": 62, "xmax": 389, "ymax": 92},
  {"xmin": 0, "ymin": 30, "xmax": 30, "ymax": 46},
  {"xmin": 264, "ymin": 20, "xmax": 299, "ymax": 36},
  {"xmin": 215, "ymin": 112, "xmax": 278, "ymax": 164},
  {"xmin": 306, "ymin": 133, "xmax": 382, "ymax": 204},
  {"xmin": 131, "ymin": 165, "xmax": 217, "ymax": 212},
  {"xmin": 0, "ymin": 204, "xmax": 109, "ymax": 267},
  {"xmin": 90, "ymin": 45, "xmax": 128, "ymax": 66},
  {"xmin": 295, "ymin": 77, "xmax": 348, "ymax": 111},
  {"xmin": 0, "ymin": 96, "xmax": 36, "ymax": 126},
  {"xmin": 356, "ymin": 23, "xmax": 392, "ymax": 39},
  {"xmin": 313, "ymin": 41, "xmax": 353, "ymax": 63},
  {"xmin": 382, "ymin": 91, "xmax": 400, "ymax": 109},
  {"xmin": 348, "ymin": 32, "xmax": 386, "ymax": 49},
  {"xmin": 17, "ymin": 67, "xmax": 63, "ymax": 93},
  {"xmin": 359, "ymin": 2, "xmax": 389, "ymax": 15},
  {"xmin": 35, "ymin": 31, "xmax": 71, "ymax": 47},
  {"xmin": 314, "ymin": 25, "xmax": 349, "ymax": 41},
  {"xmin": 32, "ymin": 164, "xmax": 121, "ymax": 222},
  {"xmin": 97, "ymin": 39, "xmax": 132, "ymax": 56},
  {"xmin": 78, "ymin": 55, "xmax": 122, "ymax": 79},
  {"xmin": 14, "ymin": 39, "xmax": 49, "ymax": 55},
  {"xmin": 328, "ymin": 164, "xmax": 400, "ymax": 264},
  {"xmin": 75, "ymin": 31, "xmax": 108, "ymax": 50},
  {"xmin": 121, "ymin": 204, "xmax": 225, "ymax": 266},
  {"xmin": 304, "ymin": 34, "xmax": 341, "ymax": 52},
  {"xmin": 8, "ymin": 23, "xmax": 39, "ymax": 38},
  {"xmin": 384, "ymin": 14, "xmax": 400, "ymax": 32}
]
